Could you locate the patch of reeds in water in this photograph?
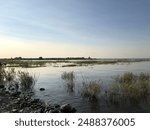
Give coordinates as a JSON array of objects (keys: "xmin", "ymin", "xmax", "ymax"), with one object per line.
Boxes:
[
  {"xmin": 61, "ymin": 71, "xmax": 75, "ymax": 92},
  {"xmin": 18, "ymin": 71, "xmax": 37, "ymax": 93},
  {"xmin": 82, "ymin": 80, "xmax": 101, "ymax": 101},
  {"xmin": 0, "ymin": 67, "xmax": 37, "ymax": 96},
  {"xmin": 108, "ymin": 72, "xmax": 150, "ymax": 106}
]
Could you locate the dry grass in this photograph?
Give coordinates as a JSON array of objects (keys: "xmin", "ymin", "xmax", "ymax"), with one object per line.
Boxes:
[
  {"xmin": 108, "ymin": 72, "xmax": 150, "ymax": 106},
  {"xmin": 61, "ymin": 71, "xmax": 75, "ymax": 92},
  {"xmin": 0, "ymin": 67, "xmax": 37, "ymax": 95},
  {"xmin": 18, "ymin": 71, "xmax": 37, "ymax": 93},
  {"xmin": 82, "ymin": 81, "xmax": 101, "ymax": 101},
  {"xmin": 0, "ymin": 67, "xmax": 5, "ymax": 84}
]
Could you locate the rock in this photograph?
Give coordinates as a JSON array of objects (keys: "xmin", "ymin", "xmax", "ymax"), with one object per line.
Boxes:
[
  {"xmin": 30, "ymin": 99, "xmax": 40, "ymax": 104},
  {"xmin": 12, "ymin": 109, "xmax": 18, "ymax": 113},
  {"xmin": 50, "ymin": 110, "xmax": 60, "ymax": 113},
  {"xmin": 5, "ymin": 91, "xmax": 10, "ymax": 94},
  {"xmin": 19, "ymin": 109, "xmax": 24, "ymax": 113},
  {"xmin": 60, "ymin": 104, "xmax": 76, "ymax": 113},
  {"xmin": 39, "ymin": 88, "xmax": 45, "ymax": 91},
  {"xmin": 11, "ymin": 91, "xmax": 21, "ymax": 97},
  {"xmin": 71, "ymin": 108, "xmax": 77, "ymax": 113},
  {"xmin": 0, "ymin": 85, "xmax": 5, "ymax": 89},
  {"xmin": 0, "ymin": 88, "xmax": 6, "ymax": 95},
  {"xmin": 50, "ymin": 106, "xmax": 55, "ymax": 110},
  {"xmin": 54, "ymin": 104, "xmax": 60, "ymax": 108}
]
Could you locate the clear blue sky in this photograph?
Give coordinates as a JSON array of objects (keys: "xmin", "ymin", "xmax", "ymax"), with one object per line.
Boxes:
[{"xmin": 0, "ymin": 0, "xmax": 150, "ymax": 58}]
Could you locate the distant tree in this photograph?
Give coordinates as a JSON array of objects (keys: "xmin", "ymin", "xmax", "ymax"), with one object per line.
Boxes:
[
  {"xmin": 14, "ymin": 57, "xmax": 22, "ymax": 60},
  {"xmin": 88, "ymin": 56, "xmax": 91, "ymax": 59},
  {"xmin": 39, "ymin": 57, "xmax": 43, "ymax": 60}
]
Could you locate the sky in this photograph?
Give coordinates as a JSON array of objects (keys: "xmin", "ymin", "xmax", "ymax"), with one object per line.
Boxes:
[{"xmin": 0, "ymin": 0, "xmax": 150, "ymax": 58}]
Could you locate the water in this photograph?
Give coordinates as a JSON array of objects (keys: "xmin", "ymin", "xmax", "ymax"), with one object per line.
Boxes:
[{"xmin": 20, "ymin": 61, "xmax": 150, "ymax": 112}]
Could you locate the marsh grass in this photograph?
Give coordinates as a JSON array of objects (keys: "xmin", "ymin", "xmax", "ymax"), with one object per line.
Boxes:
[
  {"xmin": 82, "ymin": 80, "xmax": 101, "ymax": 101},
  {"xmin": 3, "ymin": 60, "xmax": 47, "ymax": 68},
  {"xmin": 0, "ymin": 67, "xmax": 16, "ymax": 85},
  {"xmin": 0, "ymin": 67, "xmax": 5, "ymax": 84},
  {"xmin": 0, "ymin": 67, "xmax": 37, "ymax": 95},
  {"xmin": 18, "ymin": 71, "xmax": 37, "ymax": 93},
  {"xmin": 62, "ymin": 64, "xmax": 78, "ymax": 67},
  {"xmin": 108, "ymin": 72, "xmax": 150, "ymax": 106},
  {"xmin": 61, "ymin": 71, "xmax": 75, "ymax": 92}
]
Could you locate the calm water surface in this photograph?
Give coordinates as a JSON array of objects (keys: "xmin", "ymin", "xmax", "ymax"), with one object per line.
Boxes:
[{"xmin": 22, "ymin": 61, "xmax": 150, "ymax": 112}]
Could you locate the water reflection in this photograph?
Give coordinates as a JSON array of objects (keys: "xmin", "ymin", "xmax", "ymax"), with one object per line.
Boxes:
[{"xmin": 15, "ymin": 61, "xmax": 150, "ymax": 112}]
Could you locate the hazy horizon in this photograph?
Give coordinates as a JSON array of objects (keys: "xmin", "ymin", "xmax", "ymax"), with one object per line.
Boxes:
[{"xmin": 0, "ymin": 0, "xmax": 150, "ymax": 58}]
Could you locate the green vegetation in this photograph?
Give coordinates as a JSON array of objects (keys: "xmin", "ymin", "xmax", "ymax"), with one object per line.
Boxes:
[
  {"xmin": 61, "ymin": 71, "xmax": 75, "ymax": 92},
  {"xmin": 81, "ymin": 81, "xmax": 101, "ymax": 101},
  {"xmin": 108, "ymin": 72, "xmax": 150, "ymax": 106}
]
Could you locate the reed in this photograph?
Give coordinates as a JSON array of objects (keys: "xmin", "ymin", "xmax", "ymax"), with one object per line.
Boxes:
[
  {"xmin": 61, "ymin": 71, "xmax": 75, "ymax": 92},
  {"xmin": 108, "ymin": 72, "xmax": 150, "ymax": 106}
]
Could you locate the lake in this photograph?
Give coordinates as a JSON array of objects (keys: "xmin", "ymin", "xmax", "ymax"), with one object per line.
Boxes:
[{"xmin": 21, "ymin": 61, "xmax": 150, "ymax": 112}]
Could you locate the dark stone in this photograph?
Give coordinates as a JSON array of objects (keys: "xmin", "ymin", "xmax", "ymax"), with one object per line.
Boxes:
[
  {"xmin": 11, "ymin": 91, "xmax": 21, "ymax": 97},
  {"xmin": 60, "ymin": 104, "xmax": 76, "ymax": 113},
  {"xmin": 5, "ymin": 91, "xmax": 10, "ymax": 94},
  {"xmin": 0, "ymin": 85, "xmax": 5, "ymax": 89},
  {"xmin": 50, "ymin": 110, "xmax": 59, "ymax": 113},
  {"xmin": 50, "ymin": 107, "xmax": 55, "ymax": 110},
  {"xmin": 31, "ymin": 99, "xmax": 40, "ymax": 104},
  {"xmin": 54, "ymin": 104, "xmax": 60, "ymax": 108},
  {"xmin": 39, "ymin": 88, "xmax": 45, "ymax": 91},
  {"xmin": 71, "ymin": 108, "xmax": 77, "ymax": 113}
]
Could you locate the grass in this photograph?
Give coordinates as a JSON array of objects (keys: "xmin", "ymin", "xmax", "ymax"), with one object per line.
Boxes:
[
  {"xmin": 0, "ymin": 66, "xmax": 37, "ymax": 95},
  {"xmin": 1, "ymin": 59, "xmax": 47, "ymax": 68},
  {"xmin": 18, "ymin": 71, "xmax": 37, "ymax": 93},
  {"xmin": 82, "ymin": 80, "xmax": 101, "ymax": 101},
  {"xmin": 1, "ymin": 58, "xmax": 149, "ymax": 68},
  {"xmin": 61, "ymin": 71, "xmax": 75, "ymax": 92},
  {"xmin": 0, "ymin": 67, "xmax": 5, "ymax": 84},
  {"xmin": 62, "ymin": 64, "xmax": 78, "ymax": 67},
  {"xmin": 0, "ymin": 67, "xmax": 16, "ymax": 85},
  {"xmin": 108, "ymin": 72, "xmax": 150, "ymax": 106}
]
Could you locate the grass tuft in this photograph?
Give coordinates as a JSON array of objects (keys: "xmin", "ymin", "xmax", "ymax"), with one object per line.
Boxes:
[
  {"xmin": 108, "ymin": 72, "xmax": 150, "ymax": 106},
  {"xmin": 82, "ymin": 80, "xmax": 101, "ymax": 101},
  {"xmin": 18, "ymin": 71, "xmax": 37, "ymax": 93},
  {"xmin": 61, "ymin": 71, "xmax": 75, "ymax": 92}
]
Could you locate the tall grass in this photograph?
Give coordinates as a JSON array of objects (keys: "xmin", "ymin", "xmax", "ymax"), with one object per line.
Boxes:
[
  {"xmin": 61, "ymin": 71, "xmax": 75, "ymax": 92},
  {"xmin": 82, "ymin": 80, "xmax": 101, "ymax": 101},
  {"xmin": 18, "ymin": 71, "xmax": 37, "ymax": 93},
  {"xmin": 0, "ymin": 67, "xmax": 37, "ymax": 95},
  {"xmin": 108, "ymin": 72, "xmax": 150, "ymax": 106},
  {"xmin": 0, "ymin": 67, "xmax": 5, "ymax": 84},
  {"xmin": 0, "ymin": 67, "xmax": 16, "ymax": 85},
  {"xmin": 2, "ymin": 59, "xmax": 47, "ymax": 68}
]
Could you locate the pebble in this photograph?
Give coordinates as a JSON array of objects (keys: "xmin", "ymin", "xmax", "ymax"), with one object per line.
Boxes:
[{"xmin": 39, "ymin": 88, "xmax": 45, "ymax": 91}]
